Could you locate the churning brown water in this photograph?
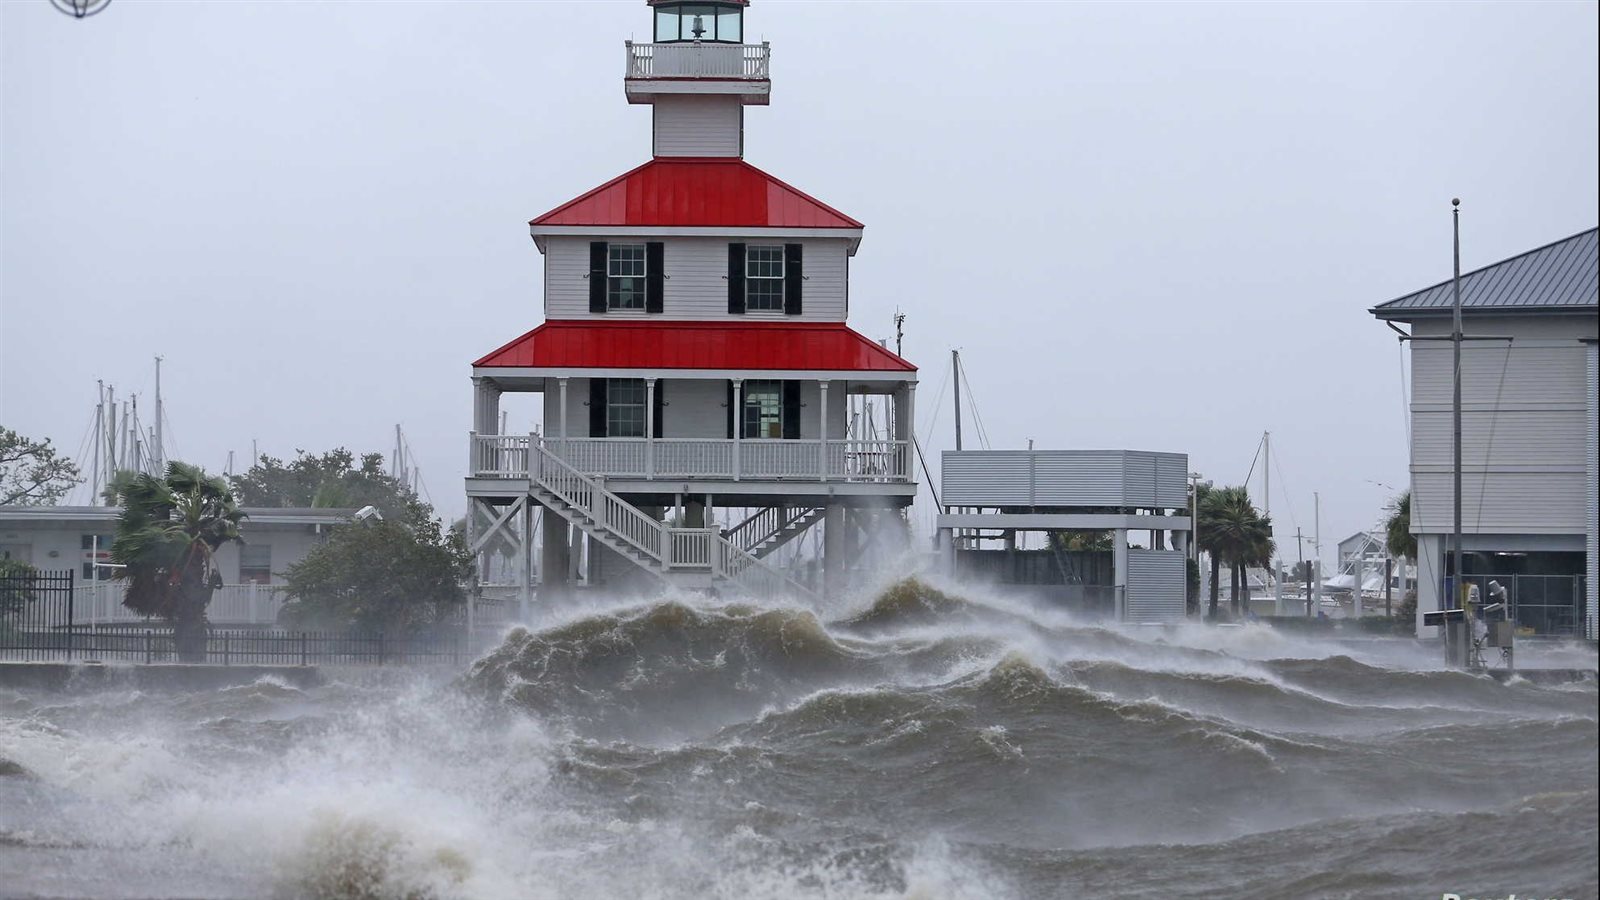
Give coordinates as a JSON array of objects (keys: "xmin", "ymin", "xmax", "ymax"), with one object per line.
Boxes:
[{"xmin": 2, "ymin": 579, "xmax": 1596, "ymax": 899}]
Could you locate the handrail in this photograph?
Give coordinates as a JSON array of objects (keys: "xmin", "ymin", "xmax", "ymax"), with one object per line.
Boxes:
[{"xmin": 531, "ymin": 439, "xmax": 666, "ymax": 563}]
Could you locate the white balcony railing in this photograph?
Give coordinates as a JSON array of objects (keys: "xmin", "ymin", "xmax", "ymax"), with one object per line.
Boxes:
[
  {"xmin": 626, "ymin": 41, "xmax": 770, "ymax": 80},
  {"xmin": 469, "ymin": 434, "xmax": 911, "ymax": 484}
]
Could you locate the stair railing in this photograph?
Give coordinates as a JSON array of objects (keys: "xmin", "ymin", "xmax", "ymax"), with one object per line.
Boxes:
[{"xmin": 532, "ymin": 439, "xmax": 666, "ymax": 563}]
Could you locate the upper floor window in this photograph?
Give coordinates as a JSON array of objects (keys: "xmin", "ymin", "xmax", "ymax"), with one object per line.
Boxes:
[
  {"xmin": 654, "ymin": 2, "xmax": 742, "ymax": 43},
  {"xmin": 608, "ymin": 244, "xmax": 647, "ymax": 310},
  {"xmin": 607, "ymin": 379, "xmax": 647, "ymax": 438},
  {"xmin": 745, "ymin": 245, "xmax": 784, "ymax": 311}
]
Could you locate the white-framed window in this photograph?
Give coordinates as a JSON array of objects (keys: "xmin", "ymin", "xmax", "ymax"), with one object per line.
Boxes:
[
  {"xmin": 608, "ymin": 244, "xmax": 647, "ymax": 310},
  {"xmin": 742, "ymin": 379, "xmax": 783, "ymax": 438},
  {"xmin": 745, "ymin": 245, "xmax": 784, "ymax": 311},
  {"xmin": 607, "ymin": 378, "xmax": 647, "ymax": 438},
  {"xmin": 239, "ymin": 543, "xmax": 272, "ymax": 585}
]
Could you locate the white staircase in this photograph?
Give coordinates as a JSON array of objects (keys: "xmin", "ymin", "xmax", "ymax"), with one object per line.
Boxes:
[
  {"xmin": 529, "ymin": 440, "xmax": 816, "ymax": 600},
  {"xmin": 723, "ymin": 505, "xmax": 825, "ymax": 559}
]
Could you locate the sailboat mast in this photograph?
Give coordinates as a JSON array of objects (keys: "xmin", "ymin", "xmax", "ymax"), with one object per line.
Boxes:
[
  {"xmin": 951, "ymin": 349, "xmax": 963, "ymax": 452},
  {"xmin": 153, "ymin": 356, "xmax": 164, "ymax": 471}
]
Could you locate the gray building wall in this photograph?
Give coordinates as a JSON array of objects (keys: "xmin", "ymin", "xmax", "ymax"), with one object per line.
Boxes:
[{"xmin": 1404, "ymin": 312, "xmax": 1598, "ymax": 634}]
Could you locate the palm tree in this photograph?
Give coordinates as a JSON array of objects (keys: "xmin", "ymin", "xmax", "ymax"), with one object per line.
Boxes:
[
  {"xmin": 1200, "ymin": 486, "xmax": 1273, "ymax": 619},
  {"xmin": 1384, "ymin": 491, "xmax": 1416, "ymax": 560},
  {"xmin": 108, "ymin": 462, "xmax": 245, "ymax": 662}
]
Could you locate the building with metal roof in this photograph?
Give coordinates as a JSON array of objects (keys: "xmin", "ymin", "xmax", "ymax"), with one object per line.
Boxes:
[
  {"xmin": 1370, "ymin": 226, "xmax": 1598, "ymax": 640},
  {"xmin": 464, "ymin": 1, "xmax": 916, "ymax": 611},
  {"xmin": 1371, "ymin": 227, "xmax": 1598, "ymax": 319}
]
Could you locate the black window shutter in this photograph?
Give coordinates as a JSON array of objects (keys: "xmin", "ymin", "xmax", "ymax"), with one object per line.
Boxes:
[
  {"xmin": 589, "ymin": 379, "xmax": 607, "ymax": 437},
  {"xmin": 727, "ymin": 243, "xmax": 746, "ymax": 314},
  {"xmin": 589, "ymin": 242, "xmax": 608, "ymax": 314},
  {"xmin": 783, "ymin": 243, "xmax": 803, "ymax": 315},
  {"xmin": 782, "ymin": 380, "xmax": 801, "ymax": 439},
  {"xmin": 645, "ymin": 242, "xmax": 664, "ymax": 313},
  {"xmin": 652, "ymin": 380, "xmax": 665, "ymax": 437},
  {"xmin": 726, "ymin": 381, "xmax": 735, "ymax": 439}
]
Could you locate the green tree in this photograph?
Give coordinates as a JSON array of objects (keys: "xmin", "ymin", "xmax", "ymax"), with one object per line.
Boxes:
[
  {"xmin": 0, "ymin": 558, "xmax": 39, "ymax": 621},
  {"xmin": 108, "ymin": 462, "xmax": 245, "ymax": 661},
  {"xmin": 1199, "ymin": 485, "xmax": 1274, "ymax": 619},
  {"xmin": 278, "ymin": 510, "xmax": 471, "ymax": 635},
  {"xmin": 230, "ymin": 448, "xmax": 413, "ymax": 520},
  {"xmin": 1384, "ymin": 491, "xmax": 1416, "ymax": 560},
  {"xmin": 1048, "ymin": 530, "xmax": 1114, "ymax": 552},
  {"xmin": 1, "ymin": 427, "xmax": 82, "ymax": 506}
]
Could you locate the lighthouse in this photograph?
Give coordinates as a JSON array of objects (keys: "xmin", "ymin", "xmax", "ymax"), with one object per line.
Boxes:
[{"xmin": 465, "ymin": 0, "xmax": 917, "ymax": 608}]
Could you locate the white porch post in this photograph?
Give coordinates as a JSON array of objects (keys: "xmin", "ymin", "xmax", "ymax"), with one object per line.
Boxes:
[
  {"xmin": 646, "ymin": 377, "xmax": 656, "ymax": 479},
  {"xmin": 895, "ymin": 382, "xmax": 915, "ymax": 480},
  {"xmin": 732, "ymin": 379, "xmax": 743, "ymax": 482},
  {"xmin": 819, "ymin": 380, "xmax": 830, "ymax": 481},
  {"xmin": 473, "ymin": 377, "xmax": 501, "ymax": 434},
  {"xmin": 557, "ymin": 378, "xmax": 569, "ymax": 444}
]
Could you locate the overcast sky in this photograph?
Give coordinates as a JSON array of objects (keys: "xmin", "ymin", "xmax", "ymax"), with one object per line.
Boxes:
[{"xmin": 3, "ymin": 0, "xmax": 1597, "ymax": 566}]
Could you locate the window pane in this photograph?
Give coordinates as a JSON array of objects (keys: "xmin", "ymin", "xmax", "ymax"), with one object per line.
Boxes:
[
  {"xmin": 609, "ymin": 244, "xmax": 647, "ymax": 309},
  {"xmin": 717, "ymin": 8, "xmax": 741, "ymax": 42},
  {"xmin": 655, "ymin": 8, "xmax": 678, "ymax": 41},
  {"xmin": 743, "ymin": 380, "xmax": 782, "ymax": 438},
  {"xmin": 607, "ymin": 378, "xmax": 647, "ymax": 438},
  {"xmin": 745, "ymin": 245, "xmax": 784, "ymax": 311}
]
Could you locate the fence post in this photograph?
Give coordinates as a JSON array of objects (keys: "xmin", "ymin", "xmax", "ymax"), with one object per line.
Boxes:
[
  {"xmin": 300, "ymin": 632, "xmax": 308, "ymax": 667},
  {"xmin": 65, "ymin": 570, "xmax": 75, "ymax": 657},
  {"xmin": 145, "ymin": 629, "xmax": 153, "ymax": 664},
  {"xmin": 223, "ymin": 632, "xmax": 231, "ymax": 667}
]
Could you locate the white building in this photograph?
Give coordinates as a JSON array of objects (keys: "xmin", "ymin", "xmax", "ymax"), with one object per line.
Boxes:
[
  {"xmin": 1371, "ymin": 227, "xmax": 1598, "ymax": 638},
  {"xmin": 464, "ymin": 1, "xmax": 917, "ymax": 605},
  {"xmin": 0, "ymin": 505, "xmax": 351, "ymax": 625}
]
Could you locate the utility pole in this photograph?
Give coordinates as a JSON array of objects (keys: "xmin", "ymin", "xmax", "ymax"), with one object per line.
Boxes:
[
  {"xmin": 1296, "ymin": 528, "xmax": 1309, "ymax": 617},
  {"xmin": 1313, "ymin": 491, "xmax": 1322, "ymax": 614}
]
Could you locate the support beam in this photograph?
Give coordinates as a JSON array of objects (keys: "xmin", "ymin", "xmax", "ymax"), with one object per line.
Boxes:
[
  {"xmin": 823, "ymin": 504, "xmax": 845, "ymax": 598},
  {"xmin": 1113, "ymin": 529, "xmax": 1129, "ymax": 621},
  {"xmin": 541, "ymin": 504, "xmax": 570, "ymax": 603}
]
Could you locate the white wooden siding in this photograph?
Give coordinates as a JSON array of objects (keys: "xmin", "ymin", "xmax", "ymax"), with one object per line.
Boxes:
[
  {"xmin": 653, "ymin": 95, "xmax": 742, "ymax": 157},
  {"xmin": 541, "ymin": 377, "xmax": 849, "ymax": 439},
  {"xmin": 1407, "ymin": 322, "xmax": 1597, "ymax": 536},
  {"xmin": 544, "ymin": 236, "xmax": 849, "ymax": 322},
  {"xmin": 1587, "ymin": 343, "xmax": 1598, "ymax": 640}
]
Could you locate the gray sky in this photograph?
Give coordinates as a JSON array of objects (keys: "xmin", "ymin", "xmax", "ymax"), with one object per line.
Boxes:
[{"xmin": 3, "ymin": 0, "xmax": 1597, "ymax": 564}]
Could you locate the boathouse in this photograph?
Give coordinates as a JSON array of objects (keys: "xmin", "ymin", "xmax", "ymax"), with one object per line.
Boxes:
[
  {"xmin": 464, "ymin": 1, "xmax": 917, "ymax": 605},
  {"xmin": 1371, "ymin": 227, "xmax": 1598, "ymax": 639}
]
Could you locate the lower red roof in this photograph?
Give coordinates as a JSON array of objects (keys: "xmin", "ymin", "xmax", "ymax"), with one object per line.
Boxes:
[{"xmin": 474, "ymin": 321, "xmax": 915, "ymax": 372}]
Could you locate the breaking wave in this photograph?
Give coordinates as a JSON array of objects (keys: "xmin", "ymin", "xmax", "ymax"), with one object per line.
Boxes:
[{"xmin": 2, "ymin": 577, "xmax": 1595, "ymax": 898}]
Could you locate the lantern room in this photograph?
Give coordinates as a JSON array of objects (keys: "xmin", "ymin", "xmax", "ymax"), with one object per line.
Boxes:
[{"xmin": 651, "ymin": 1, "xmax": 745, "ymax": 43}]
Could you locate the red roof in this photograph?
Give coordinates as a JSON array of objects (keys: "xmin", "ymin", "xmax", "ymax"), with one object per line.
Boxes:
[
  {"xmin": 529, "ymin": 158, "xmax": 863, "ymax": 230},
  {"xmin": 474, "ymin": 320, "xmax": 914, "ymax": 372}
]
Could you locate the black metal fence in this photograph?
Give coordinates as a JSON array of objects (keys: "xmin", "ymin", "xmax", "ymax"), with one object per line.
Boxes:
[{"xmin": 2, "ymin": 569, "xmax": 466, "ymax": 666}]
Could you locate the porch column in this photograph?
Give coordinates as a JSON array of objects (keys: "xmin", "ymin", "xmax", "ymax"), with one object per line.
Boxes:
[
  {"xmin": 646, "ymin": 377, "xmax": 656, "ymax": 479},
  {"xmin": 1113, "ymin": 529, "xmax": 1129, "ymax": 621},
  {"xmin": 557, "ymin": 378, "xmax": 569, "ymax": 443},
  {"xmin": 818, "ymin": 380, "xmax": 830, "ymax": 481},
  {"xmin": 473, "ymin": 377, "xmax": 501, "ymax": 434},
  {"xmin": 732, "ymin": 379, "xmax": 743, "ymax": 481},
  {"xmin": 895, "ymin": 382, "xmax": 915, "ymax": 479}
]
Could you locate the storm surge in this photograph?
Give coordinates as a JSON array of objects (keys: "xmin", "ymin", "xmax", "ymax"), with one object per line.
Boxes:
[{"xmin": 2, "ymin": 579, "xmax": 1596, "ymax": 899}]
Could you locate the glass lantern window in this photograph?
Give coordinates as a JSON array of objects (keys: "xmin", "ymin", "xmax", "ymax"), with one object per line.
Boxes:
[{"xmin": 653, "ymin": 3, "xmax": 742, "ymax": 43}]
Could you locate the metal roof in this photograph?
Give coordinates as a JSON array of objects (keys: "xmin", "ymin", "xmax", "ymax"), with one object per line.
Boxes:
[
  {"xmin": 473, "ymin": 320, "xmax": 914, "ymax": 372},
  {"xmin": 1371, "ymin": 227, "xmax": 1598, "ymax": 319},
  {"xmin": 529, "ymin": 158, "xmax": 863, "ymax": 231}
]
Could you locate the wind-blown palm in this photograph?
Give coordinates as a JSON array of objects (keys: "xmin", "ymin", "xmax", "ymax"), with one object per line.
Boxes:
[
  {"xmin": 1200, "ymin": 486, "xmax": 1274, "ymax": 618},
  {"xmin": 109, "ymin": 462, "xmax": 245, "ymax": 661}
]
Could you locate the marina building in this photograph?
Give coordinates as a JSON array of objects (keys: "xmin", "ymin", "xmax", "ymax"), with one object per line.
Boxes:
[{"xmin": 1370, "ymin": 227, "xmax": 1598, "ymax": 638}]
